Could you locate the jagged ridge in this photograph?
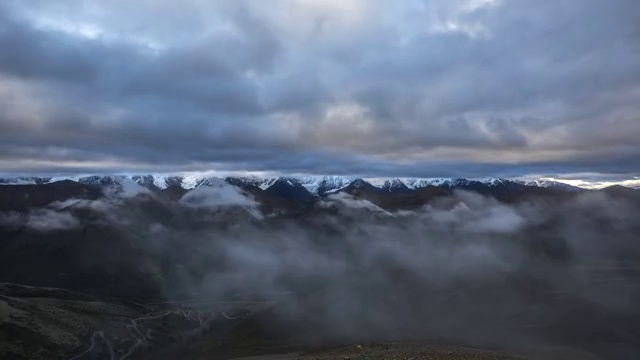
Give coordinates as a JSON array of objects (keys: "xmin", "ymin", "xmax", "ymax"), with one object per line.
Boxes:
[{"xmin": 0, "ymin": 174, "xmax": 582, "ymax": 194}]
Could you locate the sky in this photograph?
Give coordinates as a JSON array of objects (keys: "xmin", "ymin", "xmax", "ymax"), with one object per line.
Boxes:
[{"xmin": 0, "ymin": 0, "xmax": 639, "ymax": 186}]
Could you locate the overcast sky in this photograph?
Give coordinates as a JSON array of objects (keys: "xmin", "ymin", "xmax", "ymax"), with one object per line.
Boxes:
[{"xmin": 0, "ymin": 0, "xmax": 639, "ymax": 183}]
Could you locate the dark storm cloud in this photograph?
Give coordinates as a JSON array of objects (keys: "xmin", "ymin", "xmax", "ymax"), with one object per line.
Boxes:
[{"xmin": 0, "ymin": 0, "xmax": 639, "ymax": 179}]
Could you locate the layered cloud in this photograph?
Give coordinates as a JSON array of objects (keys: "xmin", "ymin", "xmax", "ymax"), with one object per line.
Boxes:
[{"xmin": 0, "ymin": 0, "xmax": 639, "ymax": 180}]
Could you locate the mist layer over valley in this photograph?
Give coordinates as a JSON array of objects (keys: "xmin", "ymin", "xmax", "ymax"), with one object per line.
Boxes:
[{"xmin": 1, "ymin": 179, "xmax": 640, "ymax": 359}]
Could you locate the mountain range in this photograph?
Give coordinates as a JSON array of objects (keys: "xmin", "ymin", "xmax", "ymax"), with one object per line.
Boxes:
[
  {"xmin": 0, "ymin": 174, "xmax": 581, "ymax": 195},
  {"xmin": 3, "ymin": 173, "xmax": 636, "ymax": 215}
]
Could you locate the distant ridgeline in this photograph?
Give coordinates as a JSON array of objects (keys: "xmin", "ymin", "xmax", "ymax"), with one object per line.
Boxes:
[{"xmin": 0, "ymin": 174, "xmax": 581, "ymax": 195}]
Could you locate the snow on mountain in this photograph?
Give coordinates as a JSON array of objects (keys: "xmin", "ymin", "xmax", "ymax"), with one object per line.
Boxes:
[
  {"xmin": 362, "ymin": 178, "xmax": 387, "ymax": 189},
  {"xmin": 363, "ymin": 178, "xmax": 410, "ymax": 192},
  {"xmin": 65, "ymin": 175, "xmax": 169, "ymax": 190},
  {"xmin": 223, "ymin": 176, "xmax": 278, "ymax": 190},
  {"xmin": 479, "ymin": 178, "xmax": 507, "ymax": 187},
  {"xmin": 258, "ymin": 178, "xmax": 278, "ymax": 190},
  {"xmin": 71, "ymin": 174, "xmax": 242, "ymax": 190},
  {"xmin": 401, "ymin": 178, "xmax": 454, "ymax": 189},
  {"xmin": 0, "ymin": 174, "xmax": 585, "ymax": 193},
  {"xmin": 148, "ymin": 175, "xmax": 183, "ymax": 189},
  {"xmin": 515, "ymin": 179, "xmax": 579, "ymax": 191},
  {"xmin": 192, "ymin": 177, "xmax": 225, "ymax": 188},
  {"xmin": 385, "ymin": 179, "xmax": 410, "ymax": 192},
  {"xmin": 378, "ymin": 178, "xmax": 458, "ymax": 190},
  {"xmin": 297, "ymin": 176, "xmax": 355, "ymax": 195},
  {"xmin": 365, "ymin": 178, "xmax": 501, "ymax": 191},
  {"xmin": 349, "ymin": 178, "xmax": 372, "ymax": 190}
]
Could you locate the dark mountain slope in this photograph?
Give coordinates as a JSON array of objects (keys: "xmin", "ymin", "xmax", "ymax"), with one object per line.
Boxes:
[{"xmin": 0, "ymin": 180, "xmax": 103, "ymax": 212}]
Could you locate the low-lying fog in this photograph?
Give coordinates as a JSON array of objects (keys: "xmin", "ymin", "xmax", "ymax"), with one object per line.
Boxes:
[{"xmin": 2, "ymin": 181, "xmax": 640, "ymax": 355}]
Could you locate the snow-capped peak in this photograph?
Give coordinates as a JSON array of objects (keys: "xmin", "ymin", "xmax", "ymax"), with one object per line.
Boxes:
[
  {"xmin": 363, "ymin": 178, "xmax": 410, "ymax": 192},
  {"xmin": 514, "ymin": 178, "xmax": 579, "ymax": 191},
  {"xmin": 292, "ymin": 176, "xmax": 355, "ymax": 195},
  {"xmin": 478, "ymin": 178, "xmax": 507, "ymax": 187}
]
